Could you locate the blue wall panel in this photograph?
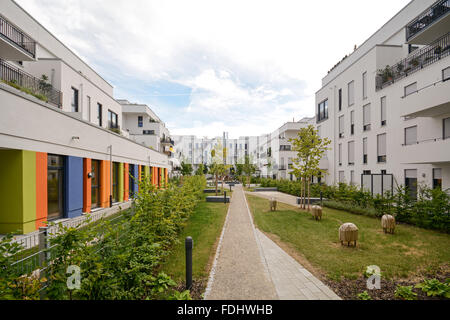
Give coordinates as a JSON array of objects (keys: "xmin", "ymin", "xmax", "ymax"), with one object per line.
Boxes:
[
  {"xmin": 64, "ymin": 156, "xmax": 83, "ymax": 218},
  {"xmin": 129, "ymin": 164, "xmax": 139, "ymax": 197}
]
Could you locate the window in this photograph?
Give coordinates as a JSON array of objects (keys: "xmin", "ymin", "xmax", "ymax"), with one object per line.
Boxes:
[
  {"xmin": 87, "ymin": 96, "xmax": 91, "ymax": 122},
  {"xmin": 433, "ymin": 168, "xmax": 442, "ymax": 190},
  {"xmin": 444, "ymin": 118, "xmax": 450, "ymax": 139},
  {"xmin": 280, "ymin": 145, "xmax": 291, "ymax": 151},
  {"xmin": 97, "ymin": 103, "xmax": 102, "ymax": 126},
  {"xmin": 339, "ymin": 115, "xmax": 344, "ymax": 138},
  {"xmin": 71, "ymin": 87, "xmax": 79, "ymax": 112},
  {"xmin": 138, "ymin": 116, "xmax": 143, "ymax": 128},
  {"xmin": 362, "ymin": 72, "xmax": 367, "ymax": 100},
  {"xmin": 348, "ymin": 81, "xmax": 355, "ymax": 106},
  {"xmin": 143, "ymin": 130, "xmax": 155, "ymax": 135},
  {"xmin": 348, "ymin": 141, "xmax": 355, "ymax": 165},
  {"xmin": 350, "ymin": 171, "xmax": 355, "ymax": 186},
  {"xmin": 108, "ymin": 110, "xmax": 118, "ymax": 129},
  {"xmin": 363, "ymin": 104, "xmax": 371, "ymax": 131},
  {"xmin": 350, "ymin": 110, "xmax": 355, "ymax": 135},
  {"xmin": 339, "ymin": 171, "xmax": 345, "ymax": 184},
  {"xmin": 363, "ymin": 138, "xmax": 368, "ymax": 164},
  {"xmin": 317, "ymin": 99, "xmax": 329, "ymax": 122},
  {"xmin": 338, "ymin": 143, "xmax": 342, "ymax": 166},
  {"xmin": 405, "ymin": 169, "xmax": 418, "ymax": 200},
  {"xmin": 338, "ymin": 89, "xmax": 342, "ymax": 111},
  {"xmin": 381, "ymin": 96, "xmax": 387, "ymax": 126},
  {"xmin": 363, "ymin": 170, "xmax": 371, "ymax": 175},
  {"xmin": 377, "ymin": 133, "xmax": 386, "ymax": 163},
  {"xmin": 404, "ymin": 126, "xmax": 417, "ymax": 145},
  {"xmin": 443, "ymin": 67, "xmax": 450, "ymax": 82},
  {"xmin": 404, "ymin": 82, "xmax": 417, "ymax": 97}
]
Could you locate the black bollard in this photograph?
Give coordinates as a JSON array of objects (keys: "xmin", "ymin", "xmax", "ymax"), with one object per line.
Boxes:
[
  {"xmin": 185, "ymin": 237, "xmax": 193, "ymax": 290},
  {"xmin": 320, "ymin": 191, "xmax": 323, "ymax": 206},
  {"xmin": 224, "ymin": 191, "xmax": 227, "ymax": 204}
]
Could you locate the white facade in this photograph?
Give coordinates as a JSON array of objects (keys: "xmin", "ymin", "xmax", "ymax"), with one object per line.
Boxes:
[{"xmin": 315, "ymin": 0, "xmax": 450, "ymax": 194}]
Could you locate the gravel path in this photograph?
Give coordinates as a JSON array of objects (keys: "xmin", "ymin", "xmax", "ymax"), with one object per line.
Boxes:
[{"xmin": 204, "ymin": 184, "xmax": 278, "ymax": 300}]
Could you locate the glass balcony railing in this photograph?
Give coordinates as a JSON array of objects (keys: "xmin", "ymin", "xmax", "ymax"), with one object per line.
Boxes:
[
  {"xmin": 376, "ymin": 32, "xmax": 450, "ymax": 90},
  {"xmin": 406, "ymin": 0, "xmax": 450, "ymax": 41},
  {"xmin": 0, "ymin": 14, "xmax": 36, "ymax": 58}
]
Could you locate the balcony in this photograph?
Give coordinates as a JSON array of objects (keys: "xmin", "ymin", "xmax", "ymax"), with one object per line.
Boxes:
[
  {"xmin": 0, "ymin": 15, "xmax": 36, "ymax": 60},
  {"xmin": 161, "ymin": 137, "xmax": 175, "ymax": 146},
  {"xmin": 400, "ymin": 137, "xmax": 450, "ymax": 164},
  {"xmin": 0, "ymin": 59, "xmax": 63, "ymax": 108},
  {"xmin": 376, "ymin": 32, "xmax": 450, "ymax": 91},
  {"xmin": 406, "ymin": 0, "xmax": 450, "ymax": 44}
]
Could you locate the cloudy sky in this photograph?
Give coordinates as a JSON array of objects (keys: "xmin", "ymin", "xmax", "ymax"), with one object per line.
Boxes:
[{"xmin": 16, "ymin": 0, "xmax": 410, "ymax": 138}]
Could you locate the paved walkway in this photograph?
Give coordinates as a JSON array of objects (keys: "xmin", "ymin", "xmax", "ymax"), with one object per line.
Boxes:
[{"xmin": 205, "ymin": 185, "xmax": 340, "ymax": 300}]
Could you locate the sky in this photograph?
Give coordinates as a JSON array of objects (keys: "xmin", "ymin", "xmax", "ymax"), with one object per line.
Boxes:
[{"xmin": 16, "ymin": 0, "xmax": 411, "ymax": 138}]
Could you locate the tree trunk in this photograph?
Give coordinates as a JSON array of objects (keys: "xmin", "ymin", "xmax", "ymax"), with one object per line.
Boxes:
[{"xmin": 307, "ymin": 179, "xmax": 311, "ymax": 210}]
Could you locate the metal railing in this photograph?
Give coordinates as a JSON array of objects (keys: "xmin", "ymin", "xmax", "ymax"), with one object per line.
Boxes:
[
  {"xmin": 161, "ymin": 138, "xmax": 175, "ymax": 145},
  {"xmin": 406, "ymin": 0, "xmax": 450, "ymax": 41},
  {"xmin": 376, "ymin": 32, "xmax": 450, "ymax": 90},
  {"xmin": 402, "ymin": 136, "xmax": 448, "ymax": 146},
  {"xmin": 0, "ymin": 59, "xmax": 63, "ymax": 108},
  {"xmin": 0, "ymin": 14, "xmax": 36, "ymax": 58}
]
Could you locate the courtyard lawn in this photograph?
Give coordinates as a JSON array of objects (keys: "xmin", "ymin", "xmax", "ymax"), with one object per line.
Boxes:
[
  {"xmin": 246, "ymin": 194, "xmax": 450, "ymax": 281},
  {"xmin": 161, "ymin": 195, "xmax": 229, "ymax": 293}
]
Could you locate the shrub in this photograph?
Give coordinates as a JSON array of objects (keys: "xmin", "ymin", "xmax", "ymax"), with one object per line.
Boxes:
[
  {"xmin": 415, "ymin": 279, "xmax": 450, "ymax": 298},
  {"xmin": 395, "ymin": 286, "xmax": 417, "ymax": 300},
  {"xmin": 357, "ymin": 291, "xmax": 372, "ymax": 300}
]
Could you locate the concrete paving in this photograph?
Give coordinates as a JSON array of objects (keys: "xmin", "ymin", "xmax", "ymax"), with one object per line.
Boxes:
[{"xmin": 205, "ymin": 185, "xmax": 341, "ymax": 300}]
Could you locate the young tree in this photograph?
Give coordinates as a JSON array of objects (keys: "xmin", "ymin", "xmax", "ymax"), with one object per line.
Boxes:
[
  {"xmin": 180, "ymin": 161, "xmax": 193, "ymax": 176},
  {"xmin": 290, "ymin": 125, "xmax": 331, "ymax": 210},
  {"xmin": 195, "ymin": 164, "xmax": 205, "ymax": 176},
  {"xmin": 209, "ymin": 141, "xmax": 231, "ymax": 195},
  {"xmin": 239, "ymin": 155, "xmax": 257, "ymax": 187}
]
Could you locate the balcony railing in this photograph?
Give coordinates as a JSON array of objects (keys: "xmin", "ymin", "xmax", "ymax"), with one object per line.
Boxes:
[
  {"xmin": 161, "ymin": 138, "xmax": 175, "ymax": 145},
  {"xmin": 402, "ymin": 136, "xmax": 448, "ymax": 147},
  {"xmin": 0, "ymin": 59, "xmax": 63, "ymax": 108},
  {"xmin": 0, "ymin": 15, "xmax": 36, "ymax": 58},
  {"xmin": 376, "ymin": 32, "xmax": 450, "ymax": 90},
  {"xmin": 406, "ymin": 0, "xmax": 450, "ymax": 41}
]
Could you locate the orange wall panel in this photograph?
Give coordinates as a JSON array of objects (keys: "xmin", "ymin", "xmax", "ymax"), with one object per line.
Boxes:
[
  {"xmin": 100, "ymin": 160, "xmax": 111, "ymax": 208},
  {"xmin": 83, "ymin": 158, "xmax": 92, "ymax": 213},
  {"xmin": 35, "ymin": 152, "xmax": 47, "ymax": 229}
]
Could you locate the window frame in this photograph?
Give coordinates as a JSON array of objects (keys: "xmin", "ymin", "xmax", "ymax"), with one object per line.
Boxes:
[
  {"xmin": 348, "ymin": 81, "xmax": 355, "ymax": 107},
  {"xmin": 71, "ymin": 87, "xmax": 79, "ymax": 113},
  {"xmin": 404, "ymin": 125, "xmax": 418, "ymax": 146}
]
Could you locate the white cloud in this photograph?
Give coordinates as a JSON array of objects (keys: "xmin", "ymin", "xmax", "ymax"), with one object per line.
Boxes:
[{"xmin": 16, "ymin": 0, "xmax": 410, "ymax": 137}]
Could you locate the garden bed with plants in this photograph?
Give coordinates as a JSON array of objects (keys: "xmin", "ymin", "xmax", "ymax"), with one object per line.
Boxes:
[
  {"xmin": 0, "ymin": 176, "xmax": 206, "ymax": 300},
  {"xmin": 246, "ymin": 194, "xmax": 450, "ymax": 300}
]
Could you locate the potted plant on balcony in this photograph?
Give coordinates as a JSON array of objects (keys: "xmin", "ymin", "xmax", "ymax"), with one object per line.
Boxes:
[
  {"xmin": 377, "ymin": 66, "xmax": 394, "ymax": 83},
  {"xmin": 396, "ymin": 63, "xmax": 404, "ymax": 76},
  {"xmin": 410, "ymin": 57, "xmax": 420, "ymax": 68}
]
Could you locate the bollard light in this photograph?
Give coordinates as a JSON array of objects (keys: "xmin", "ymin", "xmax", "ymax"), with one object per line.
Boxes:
[{"xmin": 185, "ymin": 237, "xmax": 193, "ymax": 290}]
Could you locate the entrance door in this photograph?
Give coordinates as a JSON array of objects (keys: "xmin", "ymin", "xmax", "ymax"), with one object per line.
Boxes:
[
  {"xmin": 91, "ymin": 160, "xmax": 100, "ymax": 209},
  {"xmin": 112, "ymin": 162, "xmax": 119, "ymax": 203},
  {"xmin": 47, "ymin": 155, "xmax": 64, "ymax": 221}
]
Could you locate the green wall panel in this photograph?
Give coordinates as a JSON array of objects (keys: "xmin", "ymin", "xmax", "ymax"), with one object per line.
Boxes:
[{"xmin": 118, "ymin": 163, "xmax": 124, "ymax": 203}]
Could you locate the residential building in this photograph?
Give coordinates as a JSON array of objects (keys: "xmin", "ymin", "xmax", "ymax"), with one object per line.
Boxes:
[
  {"xmin": 315, "ymin": 0, "xmax": 450, "ymax": 196},
  {"xmin": 0, "ymin": 0, "xmax": 170, "ymax": 234}
]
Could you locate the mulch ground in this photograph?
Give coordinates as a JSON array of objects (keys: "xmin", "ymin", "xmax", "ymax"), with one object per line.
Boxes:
[
  {"xmin": 175, "ymin": 278, "xmax": 208, "ymax": 300},
  {"xmin": 323, "ymin": 270, "xmax": 449, "ymax": 300}
]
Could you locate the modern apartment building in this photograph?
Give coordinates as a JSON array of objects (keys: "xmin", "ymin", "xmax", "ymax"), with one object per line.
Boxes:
[
  {"xmin": 315, "ymin": 0, "xmax": 450, "ymax": 197},
  {"xmin": 119, "ymin": 100, "xmax": 174, "ymax": 156},
  {"xmin": 173, "ymin": 117, "xmax": 315, "ymax": 178},
  {"xmin": 0, "ymin": 0, "xmax": 170, "ymax": 234}
]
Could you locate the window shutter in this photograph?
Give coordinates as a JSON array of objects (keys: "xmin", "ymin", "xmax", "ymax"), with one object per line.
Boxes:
[
  {"xmin": 433, "ymin": 168, "xmax": 442, "ymax": 179},
  {"xmin": 377, "ymin": 134, "xmax": 386, "ymax": 156},
  {"xmin": 363, "ymin": 138, "xmax": 368, "ymax": 155},
  {"xmin": 363, "ymin": 104, "xmax": 371, "ymax": 126},
  {"xmin": 348, "ymin": 141, "xmax": 355, "ymax": 164},
  {"xmin": 404, "ymin": 82, "xmax": 417, "ymax": 96},
  {"xmin": 405, "ymin": 169, "xmax": 417, "ymax": 179},
  {"xmin": 381, "ymin": 97, "xmax": 386, "ymax": 122},
  {"xmin": 339, "ymin": 116, "xmax": 344, "ymax": 135},
  {"xmin": 348, "ymin": 81, "xmax": 354, "ymax": 106},
  {"xmin": 338, "ymin": 144, "xmax": 342, "ymax": 164},
  {"xmin": 444, "ymin": 118, "xmax": 450, "ymax": 139},
  {"xmin": 405, "ymin": 126, "xmax": 417, "ymax": 145}
]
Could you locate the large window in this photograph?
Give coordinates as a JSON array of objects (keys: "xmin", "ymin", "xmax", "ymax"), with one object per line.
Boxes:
[
  {"xmin": 433, "ymin": 168, "xmax": 442, "ymax": 190},
  {"xmin": 143, "ymin": 130, "xmax": 155, "ymax": 135},
  {"xmin": 405, "ymin": 126, "xmax": 417, "ymax": 145},
  {"xmin": 363, "ymin": 104, "xmax": 371, "ymax": 131},
  {"xmin": 112, "ymin": 162, "xmax": 119, "ymax": 203},
  {"xmin": 91, "ymin": 160, "xmax": 100, "ymax": 209},
  {"xmin": 348, "ymin": 141, "xmax": 355, "ymax": 165},
  {"xmin": 47, "ymin": 155, "xmax": 65, "ymax": 220},
  {"xmin": 108, "ymin": 110, "xmax": 118, "ymax": 129},
  {"xmin": 71, "ymin": 87, "xmax": 79, "ymax": 113},
  {"xmin": 338, "ymin": 143, "xmax": 342, "ymax": 166},
  {"xmin": 317, "ymin": 99, "xmax": 328, "ymax": 122},
  {"xmin": 405, "ymin": 169, "xmax": 418, "ymax": 200},
  {"xmin": 348, "ymin": 81, "xmax": 355, "ymax": 106},
  {"xmin": 339, "ymin": 115, "xmax": 344, "ymax": 138},
  {"xmin": 350, "ymin": 170, "xmax": 355, "ymax": 186},
  {"xmin": 363, "ymin": 138, "xmax": 368, "ymax": 164},
  {"xmin": 339, "ymin": 171, "xmax": 345, "ymax": 184},
  {"xmin": 138, "ymin": 116, "xmax": 143, "ymax": 128},
  {"xmin": 444, "ymin": 118, "xmax": 450, "ymax": 139},
  {"xmin": 381, "ymin": 96, "xmax": 387, "ymax": 126},
  {"xmin": 362, "ymin": 72, "xmax": 367, "ymax": 100},
  {"xmin": 377, "ymin": 133, "xmax": 386, "ymax": 163},
  {"xmin": 338, "ymin": 89, "xmax": 342, "ymax": 111}
]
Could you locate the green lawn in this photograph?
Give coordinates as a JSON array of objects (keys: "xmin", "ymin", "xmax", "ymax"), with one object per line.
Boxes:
[
  {"xmin": 161, "ymin": 196, "xmax": 229, "ymax": 283},
  {"xmin": 246, "ymin": 194, "xmax": 450, "ymax": 281}
]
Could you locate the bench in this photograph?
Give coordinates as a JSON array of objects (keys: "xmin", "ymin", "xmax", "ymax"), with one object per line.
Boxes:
[
  {"xmin": 254, "ymin": 187, "xmax": 278, "ymax": 192},
  {"xmin": 206, "ymin": 196, "xmax": 230, "ymax": 203}
]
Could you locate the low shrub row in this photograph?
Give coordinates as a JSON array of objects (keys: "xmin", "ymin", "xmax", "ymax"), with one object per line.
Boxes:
[
  {"xmin": 257, "ymin": 178, "xmax": 450, "ymax": 232},
  {"xmin": 0, "ymin": 176, "xmax": 206, "ymax": 300}
]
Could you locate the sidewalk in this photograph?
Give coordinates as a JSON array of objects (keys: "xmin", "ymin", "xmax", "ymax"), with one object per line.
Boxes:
[{"xmin": 205, "ymin": 185, "xmax": 341, "ymax": 300}]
